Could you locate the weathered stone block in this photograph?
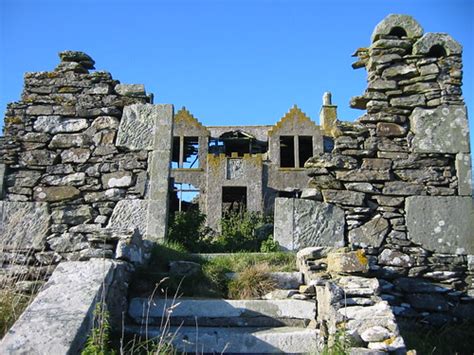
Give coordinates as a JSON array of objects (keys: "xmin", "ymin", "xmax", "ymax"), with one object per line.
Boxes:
[
  {"xmin": 327, "ymin": 250, "xmax": 369, "ymax": 274},
  {"xmin": 34, "ymin": 116, "xmax": 88, "ymax": 134},
  {"xmin": 371, "ymin": 14, "xmax": 424, "ymax": 43},
  {"xmin": 49, "ymin": 133, "xmax": 90, "ymax": 149},
  {"xmin": 115, "ymin": 84, "xmax": 145, "ymax": 96},
  {"xmin": 19, "ymin": 150, "xmax": 58, "ymax": 166},
  {"xmin": 382, "ymin": 181, "xmax": 425, "ymax": 195},
  {"xmin": 116, "ymin": 104, "xmax": 173, "ymax": 151},
  {"xmin": 410, "ymin": 105, "xmax": 470, "ymax": 154},
  {"xmin": 61, "ymin": 148, "xmax": 91, "ymax": 163},
  {"xmin": 0, "ymin": 201, "xmax": 49, "ymax": 250},
  {"xmin": 102, "ymin": 171, "xmax": 133, "ymax": 188},
  {"xmin": 34, "ymin": 186, "xmax": 80, "ymax": 202},
  {"xmin": 349, "ymin": 215, "xmax": 389, "ymax": 248},
  {"xmin": 335, "ymin": 169, "xmax": 391, "ymax": 182},
  {"xmin": 406, "ymin": 196, "xmax": 474, "ymax": 254},
  {"xmin": 456, "ymin": 153, "xmax": 473, "ymax": 196},
  {"xmin": 0, "ymin": 164, "xmax": 5, "ymax": 200},
  {"xmin": 375, "ymin": 122, "xmax": 407, "ymax": 137},
  {"xmin": 51, "ymin": 205, "xmax": 93, "ymax": 225},
  {"xmin": 413, "ymin": 33, "xmax": 462, "ymax": 56},
  {"xmin": 322, "ymin": 189, "xmax": 366, "ymax": 206},
  {"xmin": 0, "ymin": 260, "xmax": 128, "ymax": 354},
  {"xmin": 274, "ymin": 198, "xmax": 345, "ymax": 251}
]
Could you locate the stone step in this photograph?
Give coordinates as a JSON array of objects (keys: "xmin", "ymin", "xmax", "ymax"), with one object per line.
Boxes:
[
  {"xmin": 125, "ymin": 325, "xmax": 321, "ymax": 353},
  {"xmin": 128, "ymin": 298, "xmax": 316, "ymax": 327}
]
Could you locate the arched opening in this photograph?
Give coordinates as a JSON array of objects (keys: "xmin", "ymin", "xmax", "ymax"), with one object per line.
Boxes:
[
  {"xmin": 389, "ymin": 26, "xmax": 407, "ymax": 38},
  {"xmin": 428, "ymin": 44, "xmax": 447, "ymax": 58}
]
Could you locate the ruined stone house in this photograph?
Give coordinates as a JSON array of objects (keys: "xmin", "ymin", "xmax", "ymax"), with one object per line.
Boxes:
[{"xmin": 170, "ymin": 101, "xmax": 338, "ymax": 229}]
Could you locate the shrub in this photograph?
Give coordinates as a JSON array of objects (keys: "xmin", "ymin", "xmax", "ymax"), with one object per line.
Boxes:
[
  {"xmin": 167, "ymin": 209, "xmax": 210, "ymax": 252},
  {"xmin": 260, "ymin": 237, "xmax": 280, "ymax": 252},
  {"xmin": 227, "ymin": 263, "xmax": 277, "ymax": 299},
  {"xmin": 215, "ymin": 211, "xmax": 273, "ymax": 252}
]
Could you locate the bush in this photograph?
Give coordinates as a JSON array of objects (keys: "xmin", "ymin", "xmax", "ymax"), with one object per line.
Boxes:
[
  {"xmin": 260, "ymin": 237, "xmax": 280, "ymax": 252},
  {"xmin": 214, "ymin": 211, "xmax": 273, "ymax": 252},
  {"xmin": 167, "ymin": 209, "xmax": 210, "ymax": 252},
  {"xmin": 227, "ymin": 263, "xmax": 277, "ymax": 299}
]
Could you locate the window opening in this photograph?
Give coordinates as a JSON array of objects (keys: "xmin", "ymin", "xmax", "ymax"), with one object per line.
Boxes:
[
  {"xmin": 171, "ymin": 182, "xmax": 199, "ymax": 212},
  {"xmin": 388, "ymin": 26, "xmax": 407, "ymax": 38},
  {"xmin": 428, "ymin": 44, "xmax": 447, "ymax": 58},
  {"xmin": 209, "ymin": 130, "xmax": 268, "ymax": 156},
  {"xmin": 183, "ymin": 137, "xmax": 199, "ymax": 168},
  {"xmin": 172, "ymin": 136, "xmax": 199, "ymax": 168},
  {"xmin": 298, "ymin": 136, "xmax": 313, "ymax": 168},
  {"xmin": 222, "ymin": 186, "xmax": 247, "ymax": 215},
  {"xmin": 280, "ymin": 136, "xmax": 295, "ymax": 167}
]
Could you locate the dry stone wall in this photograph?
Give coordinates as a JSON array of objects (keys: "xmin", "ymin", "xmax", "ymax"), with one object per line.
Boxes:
[
  {"xmin": 0, "ymin": 51, "xmax": 173, "ymax": 293},
  {"xmin": 299, "ymin": 14, "xmax": 474, "ymax": 325}
]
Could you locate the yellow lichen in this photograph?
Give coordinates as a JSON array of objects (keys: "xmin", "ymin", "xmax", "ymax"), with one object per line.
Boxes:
[
  {"xmin": 5, "ymin": 116, "xmax": 22, "ymax": 125},
  {"xmin": 355, "ymin": 249, "xmax": 369, "ymax": 266}
]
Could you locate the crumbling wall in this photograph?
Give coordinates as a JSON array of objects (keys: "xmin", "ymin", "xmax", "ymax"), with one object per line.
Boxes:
[
  {"xmin": 0, "ymin": 51, "xmax": 172, "ymax": 292},
  {"xmin": 301, "ymin": 14, "xmax": 473, "ymax": 325}
]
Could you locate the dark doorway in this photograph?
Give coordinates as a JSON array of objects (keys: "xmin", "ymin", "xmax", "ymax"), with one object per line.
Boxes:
[{"xmin": 222, "ymin": 186, "xmax": 247, "ymax": 215}]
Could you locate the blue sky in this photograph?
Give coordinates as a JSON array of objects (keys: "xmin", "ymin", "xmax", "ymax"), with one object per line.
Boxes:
[{"xmin": 1, "ymin": 0, "xmax": 473, "ymax": 161}]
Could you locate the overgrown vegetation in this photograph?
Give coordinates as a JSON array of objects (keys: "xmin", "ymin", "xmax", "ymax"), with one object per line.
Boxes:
[
  {"xmin": 399, "ymin": 321, "xmax": 474, "ymax": 355},
  {"xmin": 82, "ymin": 303, "xmax": 116, "ymax": 355},
  {"xmin": 167, "ymin": 210, "xmax": 278, "ymax": 253},
  {"xmin": 0, "ymin": 289, "xmax": 30, "ymax": 338},
  {"xmin": 227, "ymin": 263, "xmax": 277, "ymax": 299},
  {"xmin": 129, "ymin": 242, "xmax": 296, "ymax": 299}
]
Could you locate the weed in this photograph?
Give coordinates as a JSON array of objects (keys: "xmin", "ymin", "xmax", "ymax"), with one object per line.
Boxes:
[
  {"xmin": 227, "ymin": 263, "xmax": 277, "ymax": 299},
  {"xmin": 82, "ymin": 303, "xmax": 116, "ymax": 355}
]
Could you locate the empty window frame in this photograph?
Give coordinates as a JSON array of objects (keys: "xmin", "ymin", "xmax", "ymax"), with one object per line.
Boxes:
[
  {"xmin": 171, "ymin": 136, "xmax": 199, "ymax": 168},
  {"xmin": 171, "ymin": 182, "xmax": 200, "ymax": 212},
  {"xmin": 298, "ymin": 136, "xmax": 313, "ymax": 168},
  {"xmin": 222, "ymin": 186, "xmax": 247, "ymax": 215},
  {"xmin": 280, "ymin": 136, "xmax": 295, "ymax": 168}
]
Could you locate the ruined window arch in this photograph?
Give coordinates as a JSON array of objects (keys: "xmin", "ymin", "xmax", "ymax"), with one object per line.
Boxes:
[
  {"xmin": 428, "ymin": 44, "xmax": 447, "ymax": 58},
  {"xmin": 388, "ymin": 26, "xmax": 407, "ymax": 38}
]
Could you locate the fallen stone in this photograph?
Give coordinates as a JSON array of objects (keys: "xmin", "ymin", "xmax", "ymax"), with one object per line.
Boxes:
[
  {"xmin": 360, "ymin": 326, "xmax": 392, "ymax": 342},
  {"xmin": 0, "ymin": 260, "xmax": 127, "ymax": 354}
]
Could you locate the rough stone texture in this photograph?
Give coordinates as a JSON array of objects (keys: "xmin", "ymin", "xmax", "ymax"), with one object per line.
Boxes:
[
  {"xmin": 0, "ymin": 163, "xmax": 5, "ymax": 199},
  {"xmin": 128, "ymin": 325, "xmax": 320, "ymax": 354},
  {"xmin": 129, "ymin": 299, "xmax": 316, "ymax": 324},
  {"xmin": 371, "ymin": 14, "xmax": 424, "ymax": 42},
  {"xmin": 349, "ymin": 215, "xmax": 389, "ymax": 248},
  {"xmin": 413, "ymin": 33, "xmax": 462, "ymax": 56},
  {"xmin": 0, "ymin": 201, "xmax": 50, "ymax": 250},
  {"xmin": 0, "ymin": 260, "xmax": 129, "ymax": 355},
  {"xmin": 327, "ymin": 250, "xmax": 370, "ymax": 274},
  {"xmin": 410, "ymin": 105, "xmax": 470, "ymax": 154},
  {"xmin": 456, "ymin": 153, "xmax": 473, "ymax": 195},
  {"xmin": 406, "ymin": 196, "xmax": 474, "ymax": 254},
  {"xmin": 274, "ymin": 198, "xmax": 345, "ymax": 251},
  {"xmin": 116, "ymin": 104, "xmax": 170, "ymax": 151}
]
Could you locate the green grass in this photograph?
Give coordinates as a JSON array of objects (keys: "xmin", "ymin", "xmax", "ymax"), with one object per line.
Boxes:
[
  {"xmin": 129, "ymin": 243, "xmax": 296, "ymax": 299},
  {"xmin": 400, "ymin": 321, "xmax": 474, "ymax": 355}
]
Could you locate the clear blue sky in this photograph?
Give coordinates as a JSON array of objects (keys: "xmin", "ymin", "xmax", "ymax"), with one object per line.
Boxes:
[{"xmin": 1, "ymin": 0, "xmax": 473, "ymax": 161}]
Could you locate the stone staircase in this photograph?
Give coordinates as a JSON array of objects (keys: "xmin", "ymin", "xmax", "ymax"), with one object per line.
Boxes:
[
  {"xmin": 125, "ymin": 270, "xmax": 321, "ymax": 353},
  {"xmin": 126, "ymin": 298, "xmax": 319, "ymax": 353}
]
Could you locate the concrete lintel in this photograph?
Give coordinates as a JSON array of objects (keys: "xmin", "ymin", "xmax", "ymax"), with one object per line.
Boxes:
[{"xmin": 0, "ymin": 260, "xmax": 127, "ymax": 355}]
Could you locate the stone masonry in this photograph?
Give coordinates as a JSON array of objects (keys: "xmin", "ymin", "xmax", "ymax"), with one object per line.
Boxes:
[
  {"xmin": 0, "ymin": 51, "xmax": 173, "ymax": 294},
  {"xmin": 275, "ymin": 14, "xmax": 474, "ymax": 326}
]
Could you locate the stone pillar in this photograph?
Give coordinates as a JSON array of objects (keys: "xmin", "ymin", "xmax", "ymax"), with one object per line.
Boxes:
[
  {"xmin": 113, "ymin": 103, "xmax": 174, "ymax": 242},
  {"xmin": 0, "ymin": 164, "xmax": 5, "ymax": 200},
  {"xmin": 319, "ymin": 92, "xmax": 338, "ymax": 136}
]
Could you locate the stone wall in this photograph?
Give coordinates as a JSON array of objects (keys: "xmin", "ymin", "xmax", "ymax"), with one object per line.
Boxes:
[
  {"xmin": 0, "ymin": 51, "xmax": 173, "ymax": 292},
  {"xmin": 276, "ymin": 14, "xmax": 474, "ymax": 325}
]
